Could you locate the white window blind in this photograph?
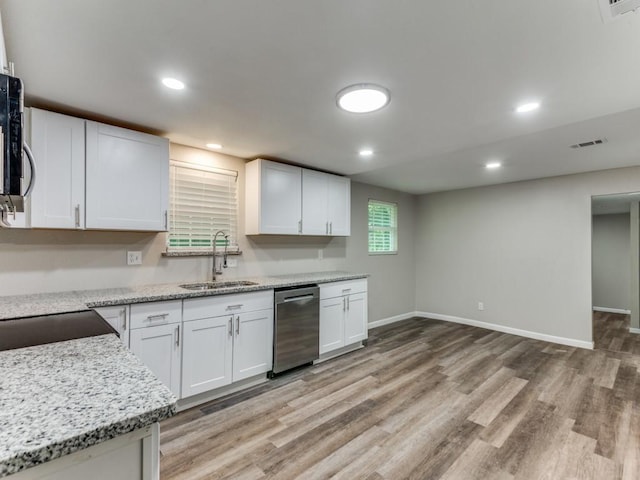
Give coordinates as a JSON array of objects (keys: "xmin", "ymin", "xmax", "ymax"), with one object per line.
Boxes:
[
  {"xmin": 368, "ymin": 199, "xmax": 398, "ymax": 254},
  {"xmin": 168, "ymin": 161, "xmax": 238, "ymax": 251}
]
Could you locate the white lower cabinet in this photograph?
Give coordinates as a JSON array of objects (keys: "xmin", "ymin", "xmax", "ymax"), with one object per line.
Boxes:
[
  {"xmin": 181, "ymin": 316, "xmax": 233, "ymax": 396},
  {"xmin": 232, "ymin": 309, "xmax": 274, "ymax": 381},
  {"xmin": 181, "ymin": 291, "xmax": 274, "ymax": 399},
  {"xmin": 344, "ymin": 292, "xmax": 367, "ymax": 345},
  {"xmin": 93, "ymin": 305, "xmax": 129, "ymax": 347},
  {"xmin": 128, "ymin": 300, "xmax": 182, "ymax": 398},
  {"xmin": 319, "ymin": 279, "xmax": 368, "ymax": 355},
  {"xmin": 130, "ymin": 322, "xmax": 182, "ymax": 398}
]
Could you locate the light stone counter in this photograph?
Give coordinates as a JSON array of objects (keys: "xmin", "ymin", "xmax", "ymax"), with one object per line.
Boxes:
[
  {"xmin": 0, "ymin": 334, "xmax": 176, "ymax": 477},
  {"xmin": 0, "ymin": 271, "xmax": 368, "ymax": 320}
]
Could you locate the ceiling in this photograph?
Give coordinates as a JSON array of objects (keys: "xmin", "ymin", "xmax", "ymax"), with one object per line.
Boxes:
[{"xmin": 2, "ymin": 0, "xmax": 640, "ymax": 194}]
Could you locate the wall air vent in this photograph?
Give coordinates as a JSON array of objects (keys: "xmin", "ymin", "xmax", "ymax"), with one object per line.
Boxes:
[
  {"xmin": 599, "ymin": 0, "xmax": 640, "ymax": 22},
  {"xmin": 570, "ymin": 138, "xmax": 607, "ymax": 149}
]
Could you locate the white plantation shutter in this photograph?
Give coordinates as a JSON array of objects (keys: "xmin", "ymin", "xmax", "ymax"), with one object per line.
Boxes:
[
  {"xmin": 168, "ymin": 161, "xmax": 238, "ymax": 250},
  {"xmin": 368, "ymin": 199, "xmax": 398, "ymax": 254}
]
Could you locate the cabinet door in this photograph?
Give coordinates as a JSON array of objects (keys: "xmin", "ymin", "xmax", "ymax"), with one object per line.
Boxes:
[
  {"xmin": 130, "ymin": 324, "xmax": 181, "ymax": 397},
  {"xmin": 94, "ymin": 305, "xmax": 129, "ymax": 347},
  {"xmin": 301, "ymin": 169, "xmax": 328, "ymax": 235},
  {"xmin": 327, "ymin": 175, "xmax": 350, "ymax": 236},
  {"xmin": 344, "ymin": 292, "xmax": 368, "ymax": 345},
  {"xmin": 259, "ymin": 160, "xmax": 302, "ymax": 234},
  {"xmin": 319, "ymin": 297, "xmax": 345, "ymax": 354},
  {"xmin": 182, "ymin": 316, "xmax": 233, "ymax": 397},
  {"xmin": 85, "ymin": 122, "xmax": 169, "ymax": 231},
  {"xmin": 233, "ymin": 309, "xmax": 274, "ymax": 381},
  {"xmin": 30, "ymin": 109, "xmax": 85, "ymax": 229}
]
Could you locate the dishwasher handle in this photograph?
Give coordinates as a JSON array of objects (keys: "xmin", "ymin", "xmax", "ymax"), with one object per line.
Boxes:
[
  {"xmin": 275, "ymin": 286, "xmax": 319, "ymax": 304},
  {"xmin": 282, "ymin": 294, "xmax": 315, "ymax": 303}
]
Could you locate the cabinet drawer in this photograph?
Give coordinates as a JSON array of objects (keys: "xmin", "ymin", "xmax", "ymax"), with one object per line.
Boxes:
[
  {"xmin": 183, "ymin": 290, "xmax": 274, "ymax": 321},
  {"xmin": 130, "ymin": 300, "xmax": 182, "ymax": 329},
  {"xmin": 320, "ymin": 279, "xmax": 368, "ymax": 300}
]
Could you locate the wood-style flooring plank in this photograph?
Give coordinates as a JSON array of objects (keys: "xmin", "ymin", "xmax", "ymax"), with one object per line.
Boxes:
[{"xmin": 160, "ymin": 313, "xmax": 640, "ymax": 480}]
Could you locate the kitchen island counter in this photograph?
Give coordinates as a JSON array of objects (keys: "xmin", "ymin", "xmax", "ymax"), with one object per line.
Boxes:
[{"xmin": 0, "ymin": 334, "xmax": 176, "ymax": 477}]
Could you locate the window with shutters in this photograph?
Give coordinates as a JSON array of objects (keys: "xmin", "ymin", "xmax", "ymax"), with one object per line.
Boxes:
[
  {"xmin": 368, "ymin": 199, "xmax": 398, "ymax": 254},
  {"xmin": 168, "ymin": 161, "xmax": 239, "ymax": 251}
]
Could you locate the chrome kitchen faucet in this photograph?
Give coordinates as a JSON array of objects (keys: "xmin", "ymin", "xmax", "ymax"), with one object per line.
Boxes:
[{"xmin": 212, "ymin": 230, "xmax": 229, "ymax": 282}]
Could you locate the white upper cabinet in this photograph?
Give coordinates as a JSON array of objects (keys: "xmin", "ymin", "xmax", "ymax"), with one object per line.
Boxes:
[
  {"xmin": 326, "ymin": 174, "xmax": 351, "ymax": 236},
  {"xmin": 245, "ymin": 159, "xmax": 302, "ymax": 235},
  {"xmin": 302, "ymin": 171, "xmax": 350, "ymax": 236},
  {"xmin": 302, "ymin": 169, "xmax": 329, "ymax": 235},
  {"xmin": 29, "ymin": 109, "xmax": 86, "ymax": 229},
  {"xmin": 246, "ymin": 158, "xmax": 351, "ymax": 236},
  {"xmin": 26, "ymin": 109, "xmax": 169, "ymax": 232},
  {"xmin": 85, "ymin": 122, "xmax": 169, "ymax": 231}
]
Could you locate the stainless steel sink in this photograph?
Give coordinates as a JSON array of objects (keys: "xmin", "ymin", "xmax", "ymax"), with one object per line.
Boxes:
[{"xmin": 179, "ymin": 280, "xmax": 259, "ymax": 291}]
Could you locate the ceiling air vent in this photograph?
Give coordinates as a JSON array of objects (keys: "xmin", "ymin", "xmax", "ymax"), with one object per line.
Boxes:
[
  {"xmin": 599, "ymin": 0, "xmax": 640, "ymax": 22},
  {"xmin": 570, "ymin": 138, "xmax": 607, "ymax": 149}
]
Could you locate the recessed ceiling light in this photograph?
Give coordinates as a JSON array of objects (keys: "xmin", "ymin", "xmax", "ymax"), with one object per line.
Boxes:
[
  {"xmin": 485, "ymin": 161, "xmax": 502, "ymax": 169},
  {"xmin": 206, "ymin": 143, "xmax": 222, "ymax": 149},
  {"xmin": 359, "ymin": 149, "xmax": 374, "ymax": 157},
  {"xmin": 162, "ymin": 77, "xmax": 185, "ymax": 90},
  {"xmin": 337, "ymin": 84, "xmax": 390, "ymax": 113},
  {"xmin": 515, "ymin": 101, "xmax": 540, "ymax": 113}
]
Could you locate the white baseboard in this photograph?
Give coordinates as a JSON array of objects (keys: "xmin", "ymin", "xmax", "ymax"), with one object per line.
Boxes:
[
  {"xmin": 593, "ymin": 306, "xmax": 631, "ymax": 315},
  {"xmin": 415, "ymin": 311, "xmax": 594, "ymax": 350},
  {"xmin": 630, "ymin": 327, "xmax": 640, "ymax": 335},
  {"xmin": 368, "ymin": 311, "xmax": 420, "ymax": 329}
]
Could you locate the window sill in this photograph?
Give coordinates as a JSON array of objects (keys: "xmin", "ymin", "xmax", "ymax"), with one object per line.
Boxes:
[
  {"xmin": 162, "ymin": 250, "xmax": 243, "ymax": 258},
  {"xmin": 368, "ymin": 251, "xmax": 398, "ymax": 256}
]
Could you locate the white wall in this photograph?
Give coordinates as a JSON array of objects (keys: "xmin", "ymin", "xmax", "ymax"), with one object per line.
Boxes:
[
  {"xmin": 592, "ymin": 213, "xmax": 630, "ymax": 311},
  {"xmin": 0, "ymin": 144, "xmax": 417, "ymax": 324},
  {"xmin": 415, "ymin": 166, "xmax": 640, "ymax": 346}
]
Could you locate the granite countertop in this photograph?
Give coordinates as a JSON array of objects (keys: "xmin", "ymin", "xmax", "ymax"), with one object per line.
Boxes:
[
  {"xmin": 0, "ymin": 334, "xmax": 176, "ymax": 477},
  {"xmin": 0, "ymin": 271, "xmax": 368, "ymax": 320}
]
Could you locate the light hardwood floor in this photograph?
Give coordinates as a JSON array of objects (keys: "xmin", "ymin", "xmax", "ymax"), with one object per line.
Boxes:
[{"xmin": 160, "ymin": 316, "xmax": 640, "ymax": 479}]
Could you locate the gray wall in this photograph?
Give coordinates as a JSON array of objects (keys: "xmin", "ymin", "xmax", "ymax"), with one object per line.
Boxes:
[
  {"xmin": 0, "ymin": 144, "xmax": 417, "ymax": 324},
  {"xmin": 592, "ymin": 213, "xmax": 630, "ymax": 311},
  {"xmin": 415, "ymin": 166, "xmax": 640, "ymax": 345}
]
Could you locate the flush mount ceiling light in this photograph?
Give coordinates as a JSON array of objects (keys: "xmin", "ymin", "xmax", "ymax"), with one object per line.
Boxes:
[
  {"xmin": 359, "ymin": 149, "xmax": 374, "ymax": 157},
  {"xmin": 515, "ymin": 101, "xmax": 540, "ymax": 113},
  {"xmin": 337, "ymin": 84, "xmax": 390, "ymax": 113},
  {"xmin": 162, "ymin": 77, "xmax": 185, "ymax": 90},
  {"xmin": 206, "ymin": 143, "xmax": 222, "ymax": 149},
  {"xmin": 485, "ymin": 161, "xmax": 502, "ymax": 169}
]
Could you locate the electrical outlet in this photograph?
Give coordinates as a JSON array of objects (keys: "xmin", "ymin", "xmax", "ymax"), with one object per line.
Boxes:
[
  {"xmin": 478, "ymin": 302, "xmax": 484, "ymax": 311},
  {"xmin": 127, "ymin": 251, "xmax": 142, "ymax": 265},
  {"xmin": 226, "ymin": 258, "xmax": 238, "ymax": 268}
]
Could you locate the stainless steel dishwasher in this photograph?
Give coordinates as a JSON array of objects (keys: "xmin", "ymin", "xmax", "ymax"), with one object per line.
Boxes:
[{"xmin": 271, "ymin": 284, "xmax": 319, "ymax": 376}]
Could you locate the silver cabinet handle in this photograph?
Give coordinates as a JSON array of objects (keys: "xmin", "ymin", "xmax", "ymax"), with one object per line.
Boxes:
[
  {"xmin": 298, "ymin": 219, "xmax": 302, "ymax": 234},
  {"xmin": 146, "ymin": 313, "xmax": 169, "ymax": 322},
  {"xmin": 121, "ymin": 308, "xmax": 127, "ymax": 330},
  {"xmin": 226, "ymin": 304, "xmax": 243, "ymax": 311},
  {"xmin": 75, "ymin": 204, "xmax": 80, "ymax": 228},
  {"xmin": 228, "ymin": 316, "xmax": 233, "ymax": 336},
  {"xmin": 175, "ymin": 325, "xmax": 180, "ymax": 347},
  {"xmin": 164, "ymin": 210, "xmax": 168, "ymax": 230},
  {"xmin": 347, "ymin": 296, "xmax": 350, "ymax": 311},
  {"xmin": 342, "ymin": 297, "xmax": 346, "ymax": 311},
  {"xmin": 326, "ymin": 222, "xmax": 329, "ymax": 235},
  {"xmin": 236, "ymin": 316, "xmax": 240, "ymax": 335},
  {"xmin": 330, "ymin": 222, "xmax": 333, "ymax": 235}
]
